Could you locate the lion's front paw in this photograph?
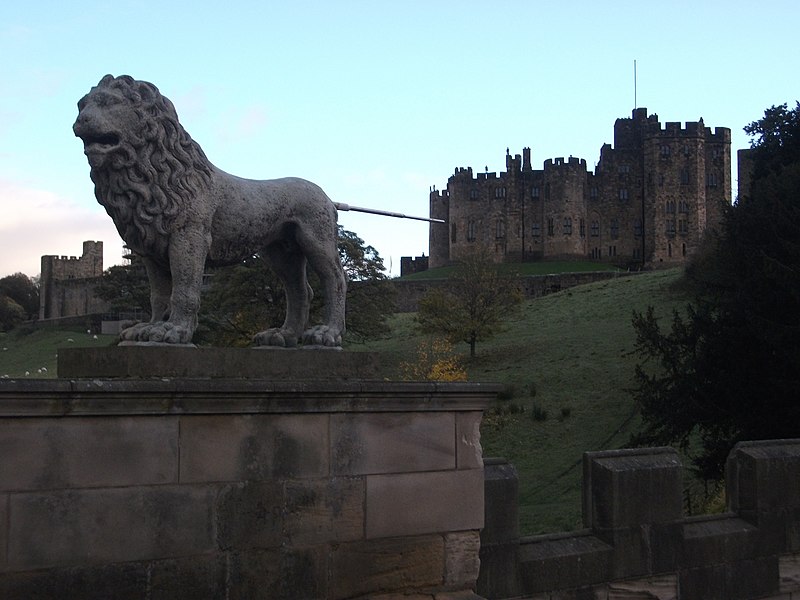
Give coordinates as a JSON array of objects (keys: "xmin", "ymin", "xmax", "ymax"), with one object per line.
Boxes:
[
  {"xmin": 253, "ymin": 328, "xmax": 299, "ymax": 348},
  {"xmin": 302, "ymin": 325, "xmax": 342, "ymax": 348},
  {"xmin": 120, "ymin": 321, "xmax": 192, "ymax": 344}
]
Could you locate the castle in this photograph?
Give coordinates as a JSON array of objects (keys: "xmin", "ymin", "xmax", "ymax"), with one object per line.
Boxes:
[
  {"xmin": 38, "ymin": 241, "xmax": 107, "ymax": 320},
  {"xmin": 427, "ymin": 108, "xmax": 732, "ymax": 269}
]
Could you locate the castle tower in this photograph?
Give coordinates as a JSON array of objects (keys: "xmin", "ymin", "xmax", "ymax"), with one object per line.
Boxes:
[{"xmin": 39, "ymin": 241, "xmax": 105, "ymax": 319}]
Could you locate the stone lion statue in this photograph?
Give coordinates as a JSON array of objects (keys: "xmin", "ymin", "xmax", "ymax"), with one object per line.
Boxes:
[{"xmin": 73, "ymin": 74, "xmax": 346, "ymax": 347}]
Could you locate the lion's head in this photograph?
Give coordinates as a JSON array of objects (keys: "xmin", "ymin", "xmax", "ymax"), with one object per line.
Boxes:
[{"xmin": 74, "ymin": 75, "xmax": 212, "ymax": 258}]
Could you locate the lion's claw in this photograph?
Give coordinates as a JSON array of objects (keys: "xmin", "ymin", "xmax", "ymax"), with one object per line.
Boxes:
[
  {"xmin": 120, "ymin": 321, "xmax": 191, "ymax": 344},
  {"xmin": 302, "ymin": 325, "xmax": 342, "ymax": 348},
  {"xmin": 253, "ymin": 328, "xmax": 299, "ymax": 348}
]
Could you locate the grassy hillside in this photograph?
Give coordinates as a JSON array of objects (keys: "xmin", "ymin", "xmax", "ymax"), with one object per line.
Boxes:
[
  {"xmin": 0, "ymin": 327, "xmax": 117, "ymax": 378},
  {"xmin": 354, "ymin": 267, "xmax": 690, "ymax": 534}
]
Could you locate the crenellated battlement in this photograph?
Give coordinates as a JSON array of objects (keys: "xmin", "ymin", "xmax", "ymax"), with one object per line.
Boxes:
[{"xmin": 544, "ymin": 156, "xmax": 588, "ymax": 171}]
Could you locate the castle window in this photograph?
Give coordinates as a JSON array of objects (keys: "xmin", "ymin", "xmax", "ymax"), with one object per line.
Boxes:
[
  {"xmin": 707, "ymin": 173, "xmax": 718, "ymax": 188},
  {"xmin": 666, "ymin": 220, "xmax": 676, "ymax": 236},
  {"xmin": 610, "ymin": 218, "xmax": 619, "ymax": 239},
  {"xmin": 547, "ymin": 218, "xmax": 554, "ymax": 236},
  {"xmin": 678, "ymin": 219, "xmax": 689, "ymax": 234},
  {"xmin": 618, "ymin": 164, "xmax": 630, "ymax": 174},
  {"xmin": 668, "ymin": 243, "xmax": 672, "ymax": 258},
  {"xmin": 544, "ymin": 183, "xmax": 551, "ymax": 200},
  {"xmin": 469, "ymin": 189, "xmax": 479, "ymax": 200},
  {"xmin": 682, "ymin": 243, "xmax": 687, "ymax": 257},
  {"xmin": 680, "ymin": 169, "xmax": 690, "ymax": 185},
  {"xmin": 467, "ymin": 221, "xmax": 476, "ymax": 241},
  {"xmin": 495, "ymin": 187, "xmax": 507, "ymax": 198},
  {"xmin": 590, "ymin": 187, "xmax": 598, "ymax": 199},
  {"xmin": 679, "ymin": 201, "xmax": 689, "ymax": 213},
  {"xmin": 712, "ymin": 148, "xmax": 721, "ymax": 159},
  {"xmin": 683, "ymin": 145, "xmax": 690, "ymax": 157},
  {"xmin": 531, "ymin": 186, "xmax": 540, "ymax": 199},
  {"xmin": 660, "ymin": 144, "xmax": 671, "ymax": 158},
  {"xmin": 579, "ymin": 218, "xmax": 585, "ymax": 237},
  {"xmin": 451, "ymin": 223, "xmax": 457, "ymax": 242},
  {"xmin": 666, "ymin": 201, "xmax": 677, "ymax": 214},
  {"xmin": 634, "ymin": 218, "xmax": 642, "ymax": 237},
  {"xmin": 608, "ymin": 245, "xmax": 617, "ymax": 257},
  {"xmin": 532, "ymin": 222, "xmax": 541, "ymax": 237},
  {"xmin": 563, "ymin": 217, "xmax": 572, "ymax": 235},
  {"xmin": 618, "ymin": 188, "xmax": 629, "ymax": 201},
  {"xmin": 590, "ymin": 220, "xmax": 599, "ymax": 237},
  {"xmin": 659, "ymin": 174, "xmax": 665, "ymax": 187},
  {"xmin": 495, "ymin": 219, "xmax": 506, "ymax": 239}
]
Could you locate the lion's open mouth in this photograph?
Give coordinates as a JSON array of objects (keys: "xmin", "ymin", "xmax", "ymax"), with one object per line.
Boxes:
[{"xmin": 82, "ymin": 132, "xmax": 120, "ymax": 152}]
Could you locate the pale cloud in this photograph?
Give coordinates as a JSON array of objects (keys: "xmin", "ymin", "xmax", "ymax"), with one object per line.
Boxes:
[
  {"xmin": 0, "ymin": 180, "xmax": 125, "ymax": 278},
  {"xmin": 216, "ymin": 104, "xmax": 269, "ymax": 143}
]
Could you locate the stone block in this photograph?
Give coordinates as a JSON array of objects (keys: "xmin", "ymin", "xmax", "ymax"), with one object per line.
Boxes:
[
  {"xmin": 366, "ymin": 469, "xmax": 483, "ymax": 538},
  {"xmin": 456, "ymin": 412, "xmax": 483, "ymax": 470},
  {"xmin": 583, "ymin": 447, "xmax": 682, "ymax": 533},
  {"xmin": 780, "ymin": 553, "xmax": 800, "ymax": 593},
  {"xmin": 0, "ymin": 416, "xmax": 178, "ymax": 491},
  {"xmin": 331, "ymin": 412, "xmax": 455, "ymax": 475},
  {"xmin": 680, "ymin": 557, "xmax": 779, "ymax": 600},
  {"xmin": 477, "ymin": 541, "xmax": 521, "ymax": 599},
  {"xmin": 148, "ymin": 554, "xmax": 228, "ymax": 600},
  {"xmin": 550, "ymin": 585, "xmax": 608, "ymax": 600},
  {"xmin": 330, "ymin": 535, "xmax": 444, "ymax": 599},
  {"xmin": 681, "ymin": 516, "xmax": 762, "ymax": 568},
  {"xmin": 180, "ymin": 414, "xmax": 329, "ymax": 482},
  {"xmin": 444, "ymin": 531, "xmax": 481, "ymax": 589},
  {"xmin": 482, "ymin": 458, "xmax": 519, "ymax": 544},
  {"xmin": 216, "ymin": 481, "xmax": 284, "ymax": 551},
  {"xmin": 518, "ymin": 533, "xmax": 612, "ymax": 592},
  {"xmin": 228, "ymin": 546, "xmax": 327, "ymax": 600},
  {"xmin": 607, "ymin": 574, "xmax": 677, "ymax": 600},
  {"xmin": 284, "ymin": 477, "xmax": 364, "ymax": 545},
  {"xmin": 58, "ymin": 346, "xmax": 381, "ymax": 379},
  {"xmin": 727, "ymin": 440, "xmax": 800, "ymax": 518},
  {"xmin": 0, "ymin": 494, "xmax": 7, "ymax": 567},
  {"xmin": 0, "ymin": 561, "xmax": 147, "ymax": 600},
  {"xmin": 8, "ymin": 485, "xmax": 215, "ymax": 569}
]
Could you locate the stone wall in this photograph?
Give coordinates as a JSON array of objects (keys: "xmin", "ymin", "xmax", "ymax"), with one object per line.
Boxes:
[
  {"xmin": 479, "ymin": 442, "xmax": 800, "ymax": 599},
  {"xmin": 392, "ymin": 271, "xmax": 628, "ymax": 313},
  {"xmin": 0, "ymin": 373, "xmax": 496, "ymax": 600}
]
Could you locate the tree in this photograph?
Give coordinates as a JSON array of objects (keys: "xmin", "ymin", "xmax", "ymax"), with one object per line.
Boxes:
[
  {"xmin": 631, "ymin": 102, "xmax": 800, "ymax": 479},
  {"xmin": 0, "ymin": 273, "xmax": 39, "ymax": 320},
  {"xmin": 416, "ymin": 248, "xmax": 522, "ymax": 358},
  {"xmin": 94, "ymin": 255, "xmax": 150, "ymax": 316},
  {"xmin": 201, "ymin": 226, "xmax": 395, "ymax": 346}
]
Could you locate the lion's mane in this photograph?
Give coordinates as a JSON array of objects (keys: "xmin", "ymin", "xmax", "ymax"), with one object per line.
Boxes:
[{"xmin": 88, "ymin": 75, "xmax": 213, "ymax": 258}]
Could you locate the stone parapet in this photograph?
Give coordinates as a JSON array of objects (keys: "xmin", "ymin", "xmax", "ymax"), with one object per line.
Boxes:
[
  {"xmin": 479, "ymin": 441, "xmax": 800, "ymax": 599},
  {"xmin": 0, "ymin": 375, "xmax": 496, "ymax": 599}
]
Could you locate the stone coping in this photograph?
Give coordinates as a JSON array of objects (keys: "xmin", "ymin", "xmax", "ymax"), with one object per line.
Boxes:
[{"xmin": 0, "ymin": 378, "xmax": 499, "ymax": 417}]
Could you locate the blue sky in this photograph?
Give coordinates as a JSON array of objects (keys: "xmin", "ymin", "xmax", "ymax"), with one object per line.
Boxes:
[{"xmin": 1, "ymin": 1, "xmax": 798, "ymax": 277}]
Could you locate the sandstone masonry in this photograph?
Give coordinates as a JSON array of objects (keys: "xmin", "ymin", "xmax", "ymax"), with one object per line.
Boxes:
[{"xmin": 428, "ymin": 108, "xmax": 732, "ymax": 269}]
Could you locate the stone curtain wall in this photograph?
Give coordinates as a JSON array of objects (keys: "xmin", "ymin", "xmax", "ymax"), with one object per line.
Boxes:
[
  {"xmin": 392, "ymin": 271, "xmax": 627, "ymax": 313},
  {"xmin": 479, "ymin": 442, "xmax": 800, "ymax": 600},
  {"xmin": 0, "ymin": 378, "xmax": 495, "ymax": 600}
]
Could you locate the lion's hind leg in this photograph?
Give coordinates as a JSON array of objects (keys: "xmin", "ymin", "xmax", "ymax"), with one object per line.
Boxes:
[
  {"xmin": 253, "ymin": 243, "xmax": 311, "ymax": 348},
  {"xmin": 296, "ymin": 229, "xmax": 346, "ymax": 348}
]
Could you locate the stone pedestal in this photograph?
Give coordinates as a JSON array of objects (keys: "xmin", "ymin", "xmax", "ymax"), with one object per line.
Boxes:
[{"xmin": 0, "ymin": 348, "xmax": 497, "ymax": 600}]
